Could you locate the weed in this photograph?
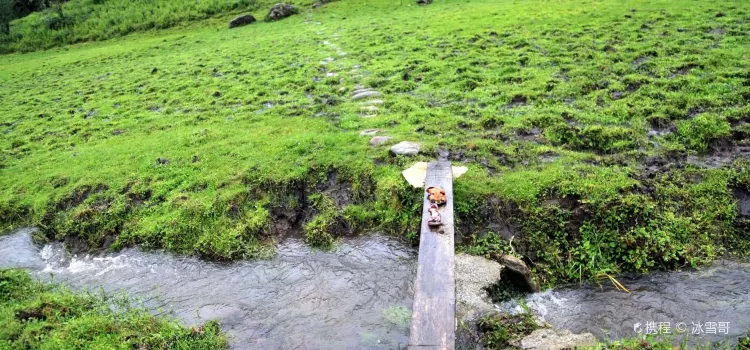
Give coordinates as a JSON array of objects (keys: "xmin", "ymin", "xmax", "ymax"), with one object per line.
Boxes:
[{"xmin": 478, "ymin": 307, "xmax": 539, "ymax": 350}]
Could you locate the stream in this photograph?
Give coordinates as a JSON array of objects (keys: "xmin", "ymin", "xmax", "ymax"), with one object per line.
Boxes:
[
  {"xmin": 500, "ymin": 260, "xmax": 750, "ymax": 346},
  {"xmin": 0, "ymin": 228, "xmax": 416, "ymax": 349},
  {"xmin": 2, "ymin": 227, "xmax": 749, "ymax": 348}
]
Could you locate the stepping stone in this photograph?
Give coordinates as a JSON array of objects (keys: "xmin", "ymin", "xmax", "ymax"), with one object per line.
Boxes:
[
  {"xmin": 359, "ymin": 129, "xmax": 380, "ymax": 136},
  {"xmin": 390, "ymin": 141, "xmax": 421, "ymax": 156},
  {"xmin": 369, "ymin": 136, "xmax": 392, "ymax": 146},
  {"xmin": 352, "ymin": 91, "xmax": 382, "ymax": 100},
  {"xmin": 361, "ymin": 106, "xmax": 379, "ymax": 113},
  {"xmin": 326, "ymin": 72, "xmax": 338, "ymax": 77},
  {"xmin": 362, "ymin": 99, "xmax": 383, "ymax": 105}
]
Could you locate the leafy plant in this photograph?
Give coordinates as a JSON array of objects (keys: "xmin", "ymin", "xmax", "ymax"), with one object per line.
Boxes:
[{"xmin": 478, "ymin": 307, "xmax": 540, "ymax": 350}]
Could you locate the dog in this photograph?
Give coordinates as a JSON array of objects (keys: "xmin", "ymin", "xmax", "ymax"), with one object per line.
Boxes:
[{"xmin": 426, "ymin": 186, "xmax": 446, "ymax": 205}]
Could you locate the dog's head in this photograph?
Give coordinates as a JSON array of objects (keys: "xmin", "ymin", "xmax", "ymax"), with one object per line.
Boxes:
[{"xmin": 426, "ymin": 186, "xmax": 447, "ymax": 204}]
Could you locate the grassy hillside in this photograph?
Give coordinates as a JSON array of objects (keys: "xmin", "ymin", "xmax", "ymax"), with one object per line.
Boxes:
[
  {"xmin": 1, "ymin": 0, "xmax": 749, "ymax": 285},
  {"xmin": 0, "ymin": 0, "xmax": 262, "ymax": 53},
  {"xmin": 0, "ymin": 269, "xmax": 227, "ymax": 349}
]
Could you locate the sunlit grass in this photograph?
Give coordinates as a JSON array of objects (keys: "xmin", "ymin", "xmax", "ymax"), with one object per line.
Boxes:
[{"xmin": 1, "ymin": 0, "xmax": 748, "ymax": 283}]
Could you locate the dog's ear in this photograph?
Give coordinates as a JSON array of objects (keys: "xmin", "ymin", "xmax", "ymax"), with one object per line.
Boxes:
[
  {"xmin": 426, "ymin": 187, "xmax": 434, "ymax": 194},
  {"xmin": 440, "ymin": 189, "xmax": 446, "ymax": 195}
]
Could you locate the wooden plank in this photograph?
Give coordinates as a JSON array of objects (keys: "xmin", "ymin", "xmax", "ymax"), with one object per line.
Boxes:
[{"xmin": 409, "ymin": 161, "xmax": 455, "ymax": 350}]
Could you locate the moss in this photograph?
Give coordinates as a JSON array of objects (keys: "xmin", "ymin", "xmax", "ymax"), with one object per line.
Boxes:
[{"xmin": 304, "ymin": 194, "xmax": 342, "ymax": 249}]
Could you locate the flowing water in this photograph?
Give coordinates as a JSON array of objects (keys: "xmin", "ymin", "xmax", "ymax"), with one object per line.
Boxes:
[
  {"xmin": 3, "ymin": 227, "xmax": 749, "ymax": 348},
  {"xmin": 500, "ymin": 261, "xmax": 750, "ymax": 346},
  {"xmin": 0, "ymin": 228, "xmax": 416, "ymax": 349}
]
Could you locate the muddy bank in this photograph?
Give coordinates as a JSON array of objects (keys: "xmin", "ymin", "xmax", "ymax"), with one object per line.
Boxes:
[{"xmin": 0, "ymin": 228, "xmax": 417, "ymax": 349}]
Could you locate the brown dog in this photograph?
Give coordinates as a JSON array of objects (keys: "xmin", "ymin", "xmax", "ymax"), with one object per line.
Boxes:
[{"xmin": 426, "ymin": 186, "xmax": 447, "ymax": 205}]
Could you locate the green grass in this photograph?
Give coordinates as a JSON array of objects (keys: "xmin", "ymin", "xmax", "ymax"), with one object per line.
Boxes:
[
  {"xmin": 1, "ymin": 0, "xmax": 749, "ymax": 284},
  {"xmin": 587, "ymin": 332, "xmax": 749, "ymax": 349},
  {"xmin": 0, "ymin": 269, "xmax": 227, "ymax": 349},
  {"xmin": 0, "ymin": 0, "xmax": 260, "ymax": 53}
]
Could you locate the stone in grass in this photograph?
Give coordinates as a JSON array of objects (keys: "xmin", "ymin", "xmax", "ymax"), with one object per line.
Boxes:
[
  {"xmin": 265, "ymin": 3, "xmax": 297, "ymax": 22},
  {"xmin": 495, "ymin": 254, "xmax": 539, "ymax": 293},
  {"xmin": 417, "ymin": 0, "xmax": 433, "ymax": 4},
  {"xmin": 455, "ymin": 254, "xmax": 503, "ymax": 322},
  {"xmin": 369, "ymin": 136, "xmax": 392, "ymax": 146},
  {"xmin": 229, "ymin": 14, "xmax": 256, "ymax": 29},
  {"xmin": 361, "ymin": 106, "xmax": 379, "ymax": 113},
  {"xmin": 313, "ymin": 0, "xmax": 338, "ymax": 8},
  {"xmin": 390, "ymin": 141, "xmax": 420, "ymax": 156},
  {"xmin": 359, "ymin": 129, "xmax": 380, "ymax": 136},
  {"xmin": 352, "ymin": 90, "xmax": 382, "ymax": 100}
]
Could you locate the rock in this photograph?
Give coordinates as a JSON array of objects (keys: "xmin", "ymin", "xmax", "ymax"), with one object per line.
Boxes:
[
  {"xmin": 265, "ymin": 3, "xmax": 297, "ymax": 22},
  {"xmin": 362, "ymin": 99, "xmax": 384, "ymax": 105},
  {"xmin": 229, "ymin": 14, "xmax": 256, "ymax": 29},
  {"xmin": 313, "ymin": 0, "xmax": 337, "ymax": 7},
  {"xmin": 455, "ymin": 254, "xmax": 503, "ymax": 322},
  {"xmin": 359, "ymin": 129, "xmax": 380, "ymax": 136},
  {"xmin": 734, "ymin": 187, "xmax": 750, "ymax": 216},
  {"xmin": 519, "ymin": 329, "xmax": 598, "ymax": 350},
  {"xmin": 369, "ymin": 136, "xmax": 392, "ymax": 146},
  {"xmin": 390, "ymin": 141, "xmax": 420, "ymax": 156},
  {"xmin": 352, "ymin": 91, "xmax": 382, "ymax": 100},
  {"xmin": 361, "ymin": 106, "xmax": 379, "ymax": 113},
  {"xmin": 156, "ymin": 158, "xmax": 170, "ymax": 165},
  {"xmin": 417, "ymin": 0, "xmax": 433, "ymax": 4},
  {"xmin": 494, "ymin": 254, "xmax": 539, "ymax": 293}
]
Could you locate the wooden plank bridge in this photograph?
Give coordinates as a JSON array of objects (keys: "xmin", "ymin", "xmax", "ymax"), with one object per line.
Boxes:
[{"xmin": 408, "ymin": 161, "xmax": 455, "ymax": 350}]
